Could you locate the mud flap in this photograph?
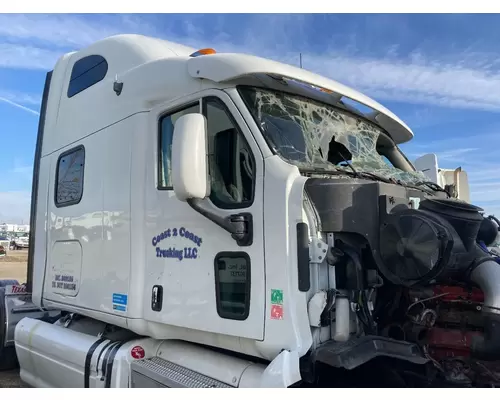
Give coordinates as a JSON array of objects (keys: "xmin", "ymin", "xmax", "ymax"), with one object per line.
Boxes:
[
  {"xmin": 0, "ymin": 282, "xmax": 20, "ymax": 370},
  {"xmin": 1, "ymin": 282, "xmax": 60, "ymax": 371},
  {"xmin": 260, "ymin": 349, "xmax": 301, "ymax": 388}
]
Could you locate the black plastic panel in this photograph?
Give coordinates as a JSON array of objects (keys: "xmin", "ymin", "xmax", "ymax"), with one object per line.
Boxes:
[{"xmin": 296, "ymin": 222, "xmax": 310, "ymax": 292}]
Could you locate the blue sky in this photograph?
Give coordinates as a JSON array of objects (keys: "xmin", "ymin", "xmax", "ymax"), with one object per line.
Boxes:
[{"xmin": 1, "ymin": 13, "xmax": 500, "ymax": 223}]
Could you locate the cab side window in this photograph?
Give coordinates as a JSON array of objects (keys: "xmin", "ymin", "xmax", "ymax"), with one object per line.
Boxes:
[
  {"xmin": 157, "ymin": 97, "xmax": 256, "ymax": 210},
  {"xmin": 204, "ymin": 97, "xmax": 255, "ymax": 209},
  {"xmin": 55, "ymin": 146, "xmax": 85, "ymax": 207}
]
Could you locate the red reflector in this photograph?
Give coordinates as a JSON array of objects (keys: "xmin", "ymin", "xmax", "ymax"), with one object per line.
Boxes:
[{"xmin": 131, "ymin": 346, "xmax": 145, "ymax": 359}]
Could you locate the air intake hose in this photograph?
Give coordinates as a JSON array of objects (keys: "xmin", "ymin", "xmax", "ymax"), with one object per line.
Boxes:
[{"xmin": 469, "ymin": 256, "xmax": 500, "ymax": 360}]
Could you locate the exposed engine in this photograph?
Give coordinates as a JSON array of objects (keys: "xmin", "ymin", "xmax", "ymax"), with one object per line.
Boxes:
[{"xmin": 305, "ymin": 178, "xmax": 500, "ymax": 387}]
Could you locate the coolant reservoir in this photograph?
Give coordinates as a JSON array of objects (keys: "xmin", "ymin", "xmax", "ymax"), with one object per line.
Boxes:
[{"xmin": 333, "ymin": 296, "xmax": 350, "ymax": 342}]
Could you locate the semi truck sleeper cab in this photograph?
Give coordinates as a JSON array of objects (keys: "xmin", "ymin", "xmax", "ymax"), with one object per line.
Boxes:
[{"xmin": 1, "ymin": 34, "xmax": 500, "ymax": 388}]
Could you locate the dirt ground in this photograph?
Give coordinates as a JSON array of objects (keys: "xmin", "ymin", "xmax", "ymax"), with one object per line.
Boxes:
[
  {"xmin": 0, "ymin": 249, "xmax": 29, "ymax": 388},
  {"xmin": 0, "ymin": 249, "xmax": 28, "ymax": 283}
]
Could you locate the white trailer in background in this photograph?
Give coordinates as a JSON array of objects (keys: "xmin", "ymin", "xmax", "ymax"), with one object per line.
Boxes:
[
  {"xmin": 2, "ymin": 34, "xmax": 500, "ymax": 388},
  {"xmin": 414, "ymin": 153, "xmax": 471, "ymax": 202}
]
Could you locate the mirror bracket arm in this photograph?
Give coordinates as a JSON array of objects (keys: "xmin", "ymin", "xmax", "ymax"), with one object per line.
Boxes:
[{"xmin": 187, "ymin": 198, "xmax": 253, "ymax": 247}]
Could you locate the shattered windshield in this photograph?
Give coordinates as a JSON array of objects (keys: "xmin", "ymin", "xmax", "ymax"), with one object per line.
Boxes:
[{"xmin": 238, "ymin": 86, "xmax": 426, "ymax": 184}]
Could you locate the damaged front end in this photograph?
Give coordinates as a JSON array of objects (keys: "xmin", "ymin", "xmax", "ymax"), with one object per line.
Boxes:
[{"xmin": 239, "ymin": 82, "xmax": 500, "ymax": 387}]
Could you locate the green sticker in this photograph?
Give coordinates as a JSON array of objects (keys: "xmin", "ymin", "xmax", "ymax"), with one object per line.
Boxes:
[{"xmin": 271, "ymin": 289, "xmax": 283, "ymax": 305}]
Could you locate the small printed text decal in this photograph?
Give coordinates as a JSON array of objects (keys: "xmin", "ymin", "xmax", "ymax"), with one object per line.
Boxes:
[{"xmin": 52, "ymin": 274, "xmax": 76, "ymax": 291}]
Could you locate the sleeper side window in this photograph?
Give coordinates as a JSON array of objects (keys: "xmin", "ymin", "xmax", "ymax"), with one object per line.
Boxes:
[
  {"xmin": 204, "ymin": 97, "xmax": 255, "ymax": 209},
  {"xmin": 158, "ymin": 103, "xmax": 200, "ymax": 189},
  {"xmin": 214, "ymin": 252, "xmax": 251, "ymax": 320},
  {"xmin": 67, "ymin": 55, "xmax": 108, "ymax": 98},
  {"xmin": 55, "ymin": 146, "xmax": 85, "ymax": 207}
]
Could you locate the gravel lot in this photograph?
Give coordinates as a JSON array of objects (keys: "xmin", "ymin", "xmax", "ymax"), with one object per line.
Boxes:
[
  {"xmin": 0, "ymin": 249, "xmax": 28, "ymax": 388},
  {"xmin": 0, "ymin": 249, "xmax": 28, "ymax": 283}
]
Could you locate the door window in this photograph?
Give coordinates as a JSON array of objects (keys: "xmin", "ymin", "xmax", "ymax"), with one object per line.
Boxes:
[
  {"xmin": 158, "ymin": 97, "xmax": 255, "ymax": 210},
  {"xmin": 204, "ymin": 97, "xmax": 255, "ymax": 209}
]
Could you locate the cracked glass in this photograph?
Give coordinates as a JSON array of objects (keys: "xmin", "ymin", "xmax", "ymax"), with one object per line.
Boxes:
[{"xmin": 239, "ymin": 85, "xmax": 426, "ymax": 184}]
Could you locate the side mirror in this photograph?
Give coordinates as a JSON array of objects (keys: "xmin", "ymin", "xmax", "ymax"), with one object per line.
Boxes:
[{"xmin": 171, "ymin": 113, "xmax": 209, "ymax": 201}]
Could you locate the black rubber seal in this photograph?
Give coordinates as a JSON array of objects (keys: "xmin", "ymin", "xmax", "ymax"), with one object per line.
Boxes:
[
  {"xmin": 104, "ymin": 342, "xmax": 125, "ymax": 388},
  {"xmin": 84, "ymin": 337, "xmax": 106, "ymax": 388},
  {"xmin": 100, "ymin": 341, "xmax": 120, "ymax": 382},
  {"xmin": 95, "ymin": 340, "xmax": 114, "ymax": 374}
]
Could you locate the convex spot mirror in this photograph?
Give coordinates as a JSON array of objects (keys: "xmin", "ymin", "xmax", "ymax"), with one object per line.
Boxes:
[{"xmin": 171, "ymin": 113, "xmax": 209, "ymax": 201}]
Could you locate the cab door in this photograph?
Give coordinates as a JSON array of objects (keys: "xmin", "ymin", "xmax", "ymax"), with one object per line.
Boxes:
[{"xmin": 143, "ymin": 89, "xmax": 266, "ymax": 340}]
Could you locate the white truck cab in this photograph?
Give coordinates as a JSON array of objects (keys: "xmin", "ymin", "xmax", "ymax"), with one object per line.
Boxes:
[{"xmin": 2, "ymin": 34, "xmax": 500, "ymax": 388}]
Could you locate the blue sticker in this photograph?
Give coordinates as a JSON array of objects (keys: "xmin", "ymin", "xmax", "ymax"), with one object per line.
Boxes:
[
  {"xmin": 151, "ymin": 227, "xmax": 203, "ymax": 261},
  {"xmin": 112, "ymin": 293, "xmax": 128, "ymax": 312}
]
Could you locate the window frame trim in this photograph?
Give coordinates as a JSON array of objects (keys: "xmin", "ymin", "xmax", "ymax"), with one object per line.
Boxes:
[
  {"xmin": 214, "ymin": 251, "xmax": 251, "ymax": 321},
  {"xmin": 54, "ymin": 144, "xmax": 86, "ymax": 208},
  {"xmin": 157, "ymin": 101, "xmax": 202, "ymax": 190}
]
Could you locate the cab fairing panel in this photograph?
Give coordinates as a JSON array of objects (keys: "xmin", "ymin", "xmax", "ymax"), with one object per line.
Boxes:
[
  {"xmin": 41, "ymin": 114, "xmax": 136, "ymax": 318},
  {"xmin": 32, "ymin": 155, "xmax": 52, "ymax": 307},
  {"xmin": 44, "ymin": 58, "xmax": 203, "ymax": 157},
  {"xmin": 41, "ymin": 34, "xmax": 198, "ymax": 156}
]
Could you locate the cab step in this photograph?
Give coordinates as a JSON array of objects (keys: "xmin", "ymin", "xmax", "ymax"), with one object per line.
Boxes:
[{"xmin": 130, "ymin": 357, "xmax": 233, "ymax": 388}]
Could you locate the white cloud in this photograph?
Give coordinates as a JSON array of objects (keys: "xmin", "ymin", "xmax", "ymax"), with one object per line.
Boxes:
[
  {"xmin": 0, "ymin": 14, "xmax": 149, "ymax": 49},
  {"xmin": 2, "ymin": 14, "xmax": 500, "ymax": 115},
  {"xmin": 411, "ymin": 147, "xmax": 480, "ymax": 164},
  {"xmin": 301, "ymin": 55, "xmax": 500, "ymax": 113},
  {"xmin": 0, "ymin": 90, "xmax": 40, "ymax": 105},
  {"xmin": 0, "ymin": 43, "xmax": 63, "ymax": 70},
  {"xmin": 0, "ymin": 96, "xmax": 39, "ymax": 115},
  {"xmin": 0, "ymin": 90, "xmax": 41, "ymax": 115}
]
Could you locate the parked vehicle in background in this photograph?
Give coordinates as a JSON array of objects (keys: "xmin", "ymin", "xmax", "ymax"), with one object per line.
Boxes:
[
  {"xmin": 414, "ymin": 153, "xmax": 470, "ymax": 202},
  {"xmin": 14, "ymin": 234, "xmax": 29, "ymax": 250},
  {"xmin": 0, "ymin": 235, "xmax": 8, "ymax": 257},
  {"xmin": 8, "ymin": 233, "xmax": 29, "ymax": 250}
]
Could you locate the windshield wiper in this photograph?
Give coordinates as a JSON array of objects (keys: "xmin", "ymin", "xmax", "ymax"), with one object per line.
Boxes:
[
  {"xmin": 413, "ymin": 181, "xmax": 450, "ymax": 196},
  {"xmin": 299, "ymin": 166, "xmax": 393, "ymax": 184},
  {"xmin": 331, "ymin": 150, "xmax": 401, "ymax": 185},
  {"xmin": 355, "ymin": 170, "xmax": 395, "ymax": 184},
  {"xmin": 300, "ymin": 150, "xmax": 437, "ymax": 193},
  {"xmin": 334, "ymin": 150, "xmax": 360, "ymax": 177},
  {"xmin": 300, "ymin": 166, "xmax": 437, "ymax": 196}
]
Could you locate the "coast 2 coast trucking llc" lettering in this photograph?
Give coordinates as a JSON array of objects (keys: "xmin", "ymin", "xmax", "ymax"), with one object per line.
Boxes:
[{"xmin": 152, "ymin": 226, "xmax": 203, "ymax": 261}]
